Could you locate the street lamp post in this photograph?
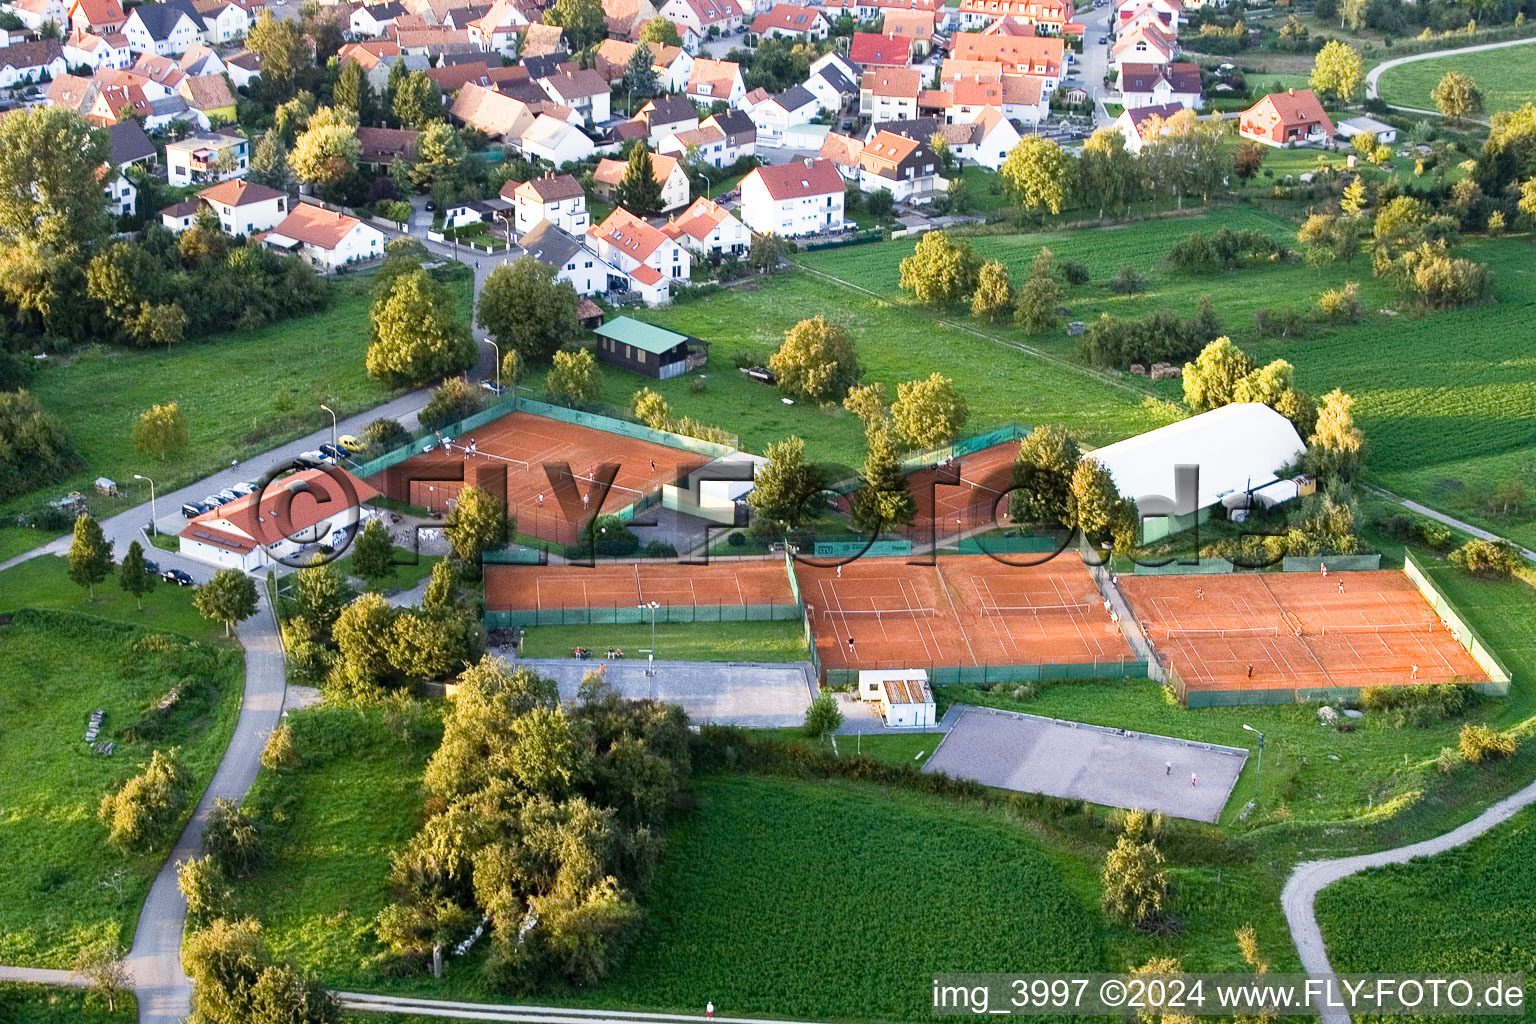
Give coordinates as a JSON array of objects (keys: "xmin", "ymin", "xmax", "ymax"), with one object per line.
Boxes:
[
  {"xmin": 638, "ymin": 600, "xmax": 660, "ymax": 676},
  {"xmin": 133, "ymin": 473, "xmax": 157, "ymax": 537},
  {"xmin": 482, "ymin": 337, "xmax": 501, "ymax": 395},
  {"xmin": 1242, "ymin": 723, "xmax": 1265, "ymax": 805},
  {"xmin": 320, "ymin": 404, "xmax": 337, "ymax": 449}
]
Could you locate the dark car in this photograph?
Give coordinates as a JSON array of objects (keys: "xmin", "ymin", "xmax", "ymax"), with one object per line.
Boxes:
[
  {"xmin": 161, "ymin": 569, "xmax": 195, "ymax": 586},
  {"xmin": 144, "ymin": 559, "xmax": 160, "ymax": 575},
  {"xmin": 181, "ymin": 501, "xmax": 210, "ymax": 518},
  {"xmin": 204, "ymin": 494, "xmax": 230, "ymax": 508},
  {"xmin": 318, "ymin": 442, "xmax": 346, "ymax": 461},
  {"xmin": 424, "ymin": 200, "xmax": 436, "ymax": 211}
]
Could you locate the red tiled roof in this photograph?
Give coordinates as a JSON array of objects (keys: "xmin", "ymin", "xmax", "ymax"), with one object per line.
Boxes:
[
  {"xmin": 849, "ymin": 31, "xmax": 912, "ymax": 66},
  {"xmin": 198, "ymin": 179, "xmax": 285, "ymax": 207},
  {"xmin": 268, "ymin": 204, "xmax": 365, "ymax": 249},
  {"xmin": 747, "ymin": 157, "xmax": 844, "ymax": 200}
]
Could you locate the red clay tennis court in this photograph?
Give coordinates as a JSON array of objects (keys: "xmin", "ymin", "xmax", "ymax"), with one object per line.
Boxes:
[
  {"xmin": 485, "ymin": 560, "xmax": 797, "ymax": 614},
  {"xmin": 1121, "ymin": 571, "xmax": 1487, "ymax": 696},
  {"xmin": 795, "ymin": 554, "xmax": 1133, "ymax": 673},
  {"xmin": 904, "ymin": 441, "xmax": 1019, "ymax": 536},
  {"xmin": 370, "ymin": 411, "xmax": 714, "ymax": 543}
]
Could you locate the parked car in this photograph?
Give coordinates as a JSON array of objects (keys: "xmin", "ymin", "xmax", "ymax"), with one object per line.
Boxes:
[
  {"xmin": 217, "ymin": 488, "xmax": 241, "ymax": 502},
  {"xmin": 161, "ymin": 569, "xmax": 195, "ymax": 586},
  {"xmin": 1099, "ymin": 34, "xmax": 1108, "ymax": 43},
  {"xmin": 478, "ymin": 380, "xmax": 505, "ymax": 395},
  {"xmin": 181, "ymin": 501, "xmax": 210, "ymax": 518},
  {"xmin": 338, "ymin": 434, "xmax": 364, "ymax": 453},
  {"xmin": 424, "ymin": 200, "xmax": 436, "ymax": 211},
  {"xmin": 144, "ymin": 559, "xmax": 160, "ymax": 575},
  {"xmin": 204, "ymin": 495, "xmax": 230, "ymax": 508},
  {"xmin": 296, "ymin": 449, "xmax": 331, "ymax": 467},
  {"xmin": 318, "ymin": 443, "xmax": 346, "ymax": 462},
  {"xmin": 229, "ymin": 481, "xmax": 256, "ymax": 496}
]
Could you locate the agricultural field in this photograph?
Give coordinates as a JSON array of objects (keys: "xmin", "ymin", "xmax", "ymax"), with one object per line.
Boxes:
[
  {"xmin": 1377, "ymin": 43, "xmax": 1536, "ymax": 115},
  {"xmin": 0, "ymin": 611, "xmax": 242, "ymax": 966},
  {"xmin": 0, "ymin": 984, "xmax": 135, "ymax": 1023},
  {"xmin": 518, "ymin": 619, "xmax": 809, "ymax": 661},
  {"xmin": 1314, "ymin": 805, "xmax": 1536, "ymax": 986},
  {"xmin": 619, "ymin": 270, "xmax": 1175, "ymax": 469},
  {"xmin": 7, "ymin": 266, "xmax": 471, "ymax": 522}
]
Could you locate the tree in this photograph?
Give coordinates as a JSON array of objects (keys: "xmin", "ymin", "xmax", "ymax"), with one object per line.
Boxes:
[
  {"xmin": 293, "ymin": 557, "xmax": 348, "ymax": 631},
  {"xmin": 1079, "ymin": 127, "xmax": 1137, "ymax": 215},
  {"xmin": 1233, "ymin": 140, "xmax": 1267, "ymax": 180},
  {"xmin": 1014, "ymin": 247, "xmax": 1061, "ymax": 334},
  {"xmin": 291, "ymin": 106, "xmax": 360, "ymax": 188},
  {"xmin": 544, "ymin": 0, "xmax": 606, "ymax": 49},
  {"xmin": 631, "ymin": 387, "xmax": 673, "ymax": 429},
  {"xmin": 367, "ymin": 269, "xmax": 475, "ymax": 387},
  {"xmin": 1307, "ymin": 388, "xmax": 1365, "ymax": 482},
  {"xmin": 410, "ymin": 120, "xmax": 467, "ymax": 192},
  {"xmin": 98, "ymin": 749, "xmax": 191, "ymax": 853},
  {"xmin": 334, "ymin": 57, "xmax": 375, "ymax": 123},
  {"xmin": 351, "ymin": 517, "xmax": 395, "ymax": 585},
  {"xmin": 1433, "ymin": 71, "xmax": 1483, "ymax": 127},
  {"xmin": 389, "ymin": 609, "xmax": 477, "ymax": 679},
  {"xmin": 1070, "ymin": 456, "xmax": 1120, "ymax": 544},
  {"xmin": 769, "ymin": 316, "xmax": 861, "ymax": 402},
  {"xmin": 131, "ymin": 401, "xmax": 189, "ymax": 460},
  {"xmin": 970, "ymin": 259, "xmax": 1013, "ymax": 323},
  {"xmin": 1182, "ymin": 336, "xmax": 1254, "ymax": 412},
  {"xmin": 203, "ymin": 798, "xmax": 265, "ymax": 877},
  {"xmin": 1309, "ymin": 41, "xmax": 1364, "ymax": 103},
  {"xmin": 178, "ymin": 855, "xmax": 233, "ymax": 929},
  {"xmin": 445, "ymin": 484, "xmax": 508, "ymax": 563},
  {"xmin": 333, "ymin": 592, "xmax": 398, "ymax": 688},
  {"xmin": 248, "ymin": 10, "xmax": 312, "ymax": 87},
  {"xmin": 185, "ymin": 917, "xmax": 339, "ymax": 1024},
  {"xmin": 747, "ymin": 232, "xmax": 790, "ymax": 274},
  {"xmin": 74, "ymin": 943, "xmax": 131, "ymax": 1012},
  {"xmin": 1000, "ymin": 135, "xmax": 1074, "ymax": 215},
  {"xmin": 68, "ymin": 513, "xmax": 113, "ymax": 600},
  {"xmin": 1011, "ymin": 424, "xmax": 1079, "ymax": 526},
  {"xmin": 851, "ymin": 420, "xmax": 915, "ymax": 533},
  {"xmin": 1448, "ymin": 538, "xmax": 1522, "ymax": 579},
  {"xmin": 194, "ymin": 569, "xmax": 259, "ymax": 637},
  {"xmin": 248, "ymin": 130, "xmax": 294, "ymax": 191},
  {"xmin": 748, "ymin": 436, "xmax": 826, "ymax": 529},
  {"xmin": 118, "ymin": 540, "xmax": 154, "ymax": 610},
  {"xmin": 892, "ymin": 373, "xmax": 968, "ymax": 450},
  {"xmin": 802, "ymin": 692, "xmax": 842, "ymax": 742},
  {"xmin": 393, "ymin": 71, "xmax": 444, "ymax": 129},
  {"xmin": 898, "ymin": 230, "xmax": 981, "ymax": 306},
  {"xmin": 622, "ymin": 43, "xmax": 658, "ymax": 100},
  {"xmin": 1101, "ymin": 811, "xmax": 1169, "ymax": 929},
  {"xmin": 423, "ymin": 559, "xmax": 459, "ymax": 612},
  {"xmin": 865, "ymin": 187, "xmax": 895, "ymax": 218},
  {"xmin": 476, "ymin": 257, "xmax": 580, "ymax": 368},
  {"xmin": 639, "ymin": 16, "xmax": 681, "ymax": 45},
  {"xmin": 0, "ymin": 391, "xmax": 78, "ymax": 501},
  {"xmin": 546, "ymin": 348, "xmax": 599, "ymax": 402},
  {"xmin": 1340, "ymin": 176, "xmax": 1367, "ymax": 216},
  {"xmin": 1107, "ymin": 265, "xmax": 1147, "ymax": 295},
  {"xmin": 0, "ymin": 107, "xmax": 111, "ymax": 324},
  {"xmin": 616, "ymin": 143, "xmax": 663, "ymax": 217}
]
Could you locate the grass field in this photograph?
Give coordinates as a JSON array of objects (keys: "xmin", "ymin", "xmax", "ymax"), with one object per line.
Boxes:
[
  {"xmin": 517, "ymin": 619, "xmax": 809, "ymax": 661},
  {"xmin": 327, "ymin": 545, "xmax": 442, "ymax": 594},
  {"xmin": 0, "ymin": 527, "xmax": 58, "ymax": 563},
  {"xmin": 1315, "ymin": 805, "xmax": 1536, "ymax": 989},
  {"xmin": 1377, "ymin": 42, "xmax": 1536, "ymax": 114},
  {"xmin": 11, "ymin": 266, "xmax": 472, "ymax": 521},
  {"xmin": 0, "ymin": 984, "xmax": 135, "ymax": 1023},
  {"xmin": 0, "ymin": 555, "xmax": 226, "ymax": 644},
  {"xmin": 0, "ymin": 612, "xmax": 242, "ymax": 966}
]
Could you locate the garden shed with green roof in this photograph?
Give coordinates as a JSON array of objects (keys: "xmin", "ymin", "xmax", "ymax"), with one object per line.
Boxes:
[{"xmin": 592, "ymin": 316, "xmax": 708, "ymax": 379}]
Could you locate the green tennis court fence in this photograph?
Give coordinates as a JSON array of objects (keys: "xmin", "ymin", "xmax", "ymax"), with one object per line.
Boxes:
[
  {"xmin": 349, "ymin": 394, "xmax": 522, "ymax": 481},
  {"xmin": 485, "ymin": 602, "xmax": 802, "ymax": 627},
  {"xmin": 1282, "ymin": 554, "xmax": 1382, "ymax": 572},
  {"xmin": 899, "ymin": 424, "xmax": 1028, "ymax": 472},
  {"xmin": 481, "ymin": 548, "xmax": 544, "ymax": 565},
  {"xmin": 516, "ymin": 396, "xmax": 737, "ymax": 457},
  {"xmin": 812, "ymin": 539, "xmax": 914, "ymax": 557},
  {"xmin": 819, "ymin": 660, "xmax": 1148, "ymax": 687},
  {"xmin": 1133, "ymin": 558, "xmax": 1236, "ymax": 575},
  {"xmin": 946, "ymin": 535, "xmax": 1062, "ymax": 555},
  {"xmin": 1403, "ymin": 549, "xmax": 1513, "ymax": 686}
]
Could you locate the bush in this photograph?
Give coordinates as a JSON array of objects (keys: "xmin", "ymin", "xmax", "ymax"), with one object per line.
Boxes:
[
  {"xmin": 1447, "ymin": 538, "xmax": 1521, "ymax": 578},
  {"xmin": 1358, "ymin": 683, "xmax": 1471, "ymax": 721},
  {"xmin": 1060, "ymin": 261, "xmax": 1090, "ymax": 286},
  {"xmin": 1458, "ymin": 724, "xmax": 1516, "ymax": 764},
  {"xmin": 98, "ymin": 749, "xmax": 193, "ymax": 854},
  {"xmin": 419, "ymin": 378, "xmax": 484, "ymax": 430},
  {"xmin": 1106, "ymin": 265, "xmax": 1148, "ymax": 295},
  {"xmin": 1253, "ymin": 307, "xmax": 1308, "ymax": 339},
  {"xmin": 1316, "ymin": 281, "xmax": 1361, "ymax": 322},
  {"xmin": 726, "ymin": 531, "xmax": 746, "ymax": 547},
  {"xmin": 361, "ymin": 417, "xmax": 409, "ymax": 454},
  {"xmin": 643, "ymin": 540, "xmax": 678, "ymax": 558}
]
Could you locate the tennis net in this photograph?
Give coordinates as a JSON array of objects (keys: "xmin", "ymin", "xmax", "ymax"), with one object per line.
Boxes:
[
  {"xmin": 820, "ymin": 606, "xmax": 937, "ymax": 620},
  {"xmin": 1165, "ymin": 626, "xmax": 1280, "ymax": 640},
  {"xmin": 978, "ymin": 602, "xmax": 1092, "ymax": 617},
  {"xmin": 1320, "ymin": 621, "xmax": 1435, "ymax": 637}
]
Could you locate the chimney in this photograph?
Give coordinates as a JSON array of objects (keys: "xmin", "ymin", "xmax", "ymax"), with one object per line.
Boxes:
[{"xmin": 804, "ymin": 157, "xmax": 814, "ymax": 168}]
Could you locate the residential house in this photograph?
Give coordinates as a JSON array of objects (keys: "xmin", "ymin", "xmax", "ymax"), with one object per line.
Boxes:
[
  {"xmin": 164, "ymin": 130, "xmax": 247, "ymax": 186},
  {"xmin": 1113, "ymin": 100, "xmax": 1184, "ymax": 152},
  {"xmin": 192, "ymin": 0, "xmax": 249, "ymax": 43},
  {"xmin": 519, "ymin": 113, "xmax": 596, "ymax": 165},
  {"xmin": 923, "ymin": 72, "xmax": 1045, "ymax": 125},
  {"xmin": 954, "ymin": 0, "xmax": 1069, "ymax": 31},
  {"xmin": 636, "ymin": 94, "xmax": 700, "ymax": 142},
  {"xmin": 223, "ymin": 48, "xmax": 261, "ymax": 87},
  {"xmin": 951, "ymin": 32, "xmax": 1064, "ymax": 85},
  {"xmin": 600, "ymin": 0, "xmax": 657, "ymax": 39},
  {"xmin": 658, "ymin": 121, "xmax": 725, "ymax": 165},
  {"xmin": 537, "ymin": 68, "xmax": 611, "ymax": 124},
  {"xmin": 0, "ymin": 40, "xmax": 66, "ymax": 86},
  {"xmin": 592, "ymin": 317, "xmax": 706, "ymax": 377},
  {"xmin": 449, "ymin": 81, "xmax": 534, "ymax": 139},
  {"xmin": 100, "ymin": 117, "xmax": 155, "ymax": 217},
  {"xmin": 738, "ymin": 157, "xmax": 844, "ymax": 237},
  {"xmin": 1118, "ymin": 60, "xmax": 1202, "ymax": 110},
  {"xmin": 1110, "ymin": 22, "xmax": 1176, "ymax": 75},
  {"xmin": 46, "ymin": 72, "xmax": 97, "ymax": 112},
  {"xmin": 198, "ymin": 178, "xmax": 288, "ymax": 235},
  {"xmin": 882, "ymin": 9, "xmax": 936, "ymax": 56},
  {"xmin": 68, "ymin": 0, "xmax": 125, "ymax": 34},
  {"xmin": 747, "ymin": 84, "xmax": 817, "ymax": 145},
  {"xmin": 351, "ymin": 1, "xmax": 406, "ymax": 35},
  {"xmin": 859, "ymin": 66, "xmax": 922, "ymax": 124},
  {"xmin": 800, "ymin": 62, "xmax": 857, "ymax": 115},
  {"xmin": 749, "ymin": 3, "xmax": 828, "ymax": 42},
  {"xmin": 63, "ymin": 30, "xmax": 132, "ymax": 69},
  {"xmin": 262, "ymin": 203, "xmax": 385, "ymax": 268},
  {"xmin": 662, "ymin": 195, "xmax": 749, "ymax": 259},
  {"xmin": 519, "ymin": 22, "xmax": 565, "ymax": 56},
  {"xmin": 178, "ymin": 42, "xmax": 224, "ymax": 76},
  {"xmin": 685, "ymin": 56, "xmax": 745, "ymax": 108},
  {"xmin": 159, "ymin": 198, "xmax": 200, "ymax": 231},
  {"xmin": 121, "ymin": 0, "xmax": 202, "ymax": 54},
  {"xmin": 809, "ymin": 48, "xmax": 859, "ymax": 83},
  {"xmin": 596, "ymin": 38, "xmax": 692, "ymax": 91},
  {"xmin": 357, "ymin": 126, "xmax": 420, "ymax": 169},
  {"xmin": 823, "ymin": 0, "xmax": 937, "ymax": 19},
  {"xmin": 1115, "ymin": 0, "xmax": 1181, "ymax": 33},
  {"xmin": 425, "ymin": 60, "xmax": 492, "ymax": 92},
  {"xmin": 848, "ymin": 31, "xmax": 912, "ymax": 67},
  {"xmin": 463, "ymin": 0, "xmax": 527, "ymax": 53},
  {"xmin": 517, "ymin": 219, "xmax": 624, "ymax": 294},
  {"xmin": 593, "ymin": 151, "xmax": 690, "ymax": 212},
  {"xmin": 657, "ymin": 0, "xmax": 742, "ymax": 45},
  {"xmin": 817, "ymin": 130, "xmax": 863, "ymax": 180},
  {"xmin": 442, "ymin": 198, "xmax": 497, "ymax": 229},
  {"xmin": 856, "ymin": 129, "xmax": 940, "ymax": 203},
  {"xmin": 1239, "ymin": 88, "xmax": 1334, "ymax": 147},
  {"xmin": 178, "ymin": 468, "xmax": 380, "ymax": 572},
  {"xmin": 588, "ymin": 206, "xmax": 693, "ymax": 305},
  {"xmin": 179, "ymin": 73, "xmax": 237, "ymax": 123},
  {"xmin": 0, "ymin": 0, "xmax": 67, "ymax": 30},
  {"xmin": 393, "ymin": 25, "xmax": 478, "ymax": 55},
  {"xmin": 946, "ymin": 105, "xmax": 1018, "ymax": 168},
  {"xmin": 1336, "ymin": 114, "xmax": 1396, "ymax": 145},
  {"xmin": 702, "ymin": 108, "xmax": 754, "ymax": 161},
  {"xmin": 506, "ymin": 172, "xmax": 588, "ymax": 236}
]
